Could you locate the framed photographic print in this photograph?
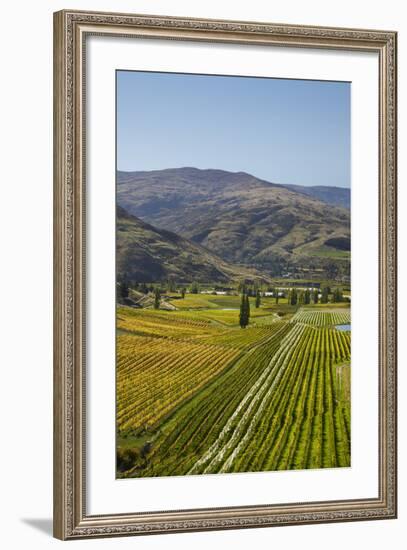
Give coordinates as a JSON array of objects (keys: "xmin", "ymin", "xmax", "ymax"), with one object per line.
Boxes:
[{"xmin": 53, "ymin": 10, "xmax": 397, "ymax": 540}]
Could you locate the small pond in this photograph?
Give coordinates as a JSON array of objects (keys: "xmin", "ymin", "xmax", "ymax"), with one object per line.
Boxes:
[{"xmin": 335, "ymin": 324, "xmax": 351, "ymax": 331}]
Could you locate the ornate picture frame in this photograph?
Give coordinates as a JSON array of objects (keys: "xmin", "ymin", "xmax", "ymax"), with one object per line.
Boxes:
[{"xmin": 53, "ymin": 9, "xmax": 397, "ymax": 540}]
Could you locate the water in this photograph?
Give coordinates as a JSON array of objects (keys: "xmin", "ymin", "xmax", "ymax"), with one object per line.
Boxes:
[{"xmin": 336, "ymin": 324, "xmax": 351, "ymax": 331}]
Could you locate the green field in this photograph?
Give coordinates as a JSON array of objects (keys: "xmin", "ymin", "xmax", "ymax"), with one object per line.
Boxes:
[{"xmin": 117, "ymin": 298, "xmax": 351, "ymax": 477}]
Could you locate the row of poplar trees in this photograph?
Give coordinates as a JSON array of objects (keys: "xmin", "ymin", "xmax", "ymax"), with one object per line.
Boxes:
[
  {"xmin": 288, "ymin": 287, "xmax": 344, "ymax": 306},
  {"xmin": 239, "ymin": 291, "xmax": 251, "ymax": 328}
]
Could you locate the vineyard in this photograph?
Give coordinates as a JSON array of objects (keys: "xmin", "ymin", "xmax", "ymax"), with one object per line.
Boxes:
[
  {"xmin": 291, "ymin": 308, "xmax": 351, "ymax": 327},
  {"xmin": 117, "ymin": 305, "xmax": 351, "ymax": 477}
]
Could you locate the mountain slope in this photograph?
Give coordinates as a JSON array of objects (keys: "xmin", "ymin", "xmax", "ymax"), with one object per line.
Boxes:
[
  {"xmin": 117, "ymin": 206, "xmax": 268, "ymax": 283},
  {"xmin": 117, "ymin": 168, "xmax": 350, "ymax": 277},
  {"xmin": 282, "ymin": 184, "xmax": 350, "ymax": 209}
]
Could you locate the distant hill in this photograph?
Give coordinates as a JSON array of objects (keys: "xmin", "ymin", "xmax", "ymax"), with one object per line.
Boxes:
[
  {"xmin": 282, "ymin": 184, "xmax": 350, "ymax": 209},
  {"xmin": 117, "ymin": 168, "xmax": 350, "ymax": 278},
  {"xmin": 117, "ymin": 206, "xmax": 268, "ymax": 283}
]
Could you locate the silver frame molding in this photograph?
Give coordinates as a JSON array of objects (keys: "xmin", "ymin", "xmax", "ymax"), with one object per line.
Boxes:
[{"xmin": 53, "ymin": 9, "xmax": 397, "ymax": 540}]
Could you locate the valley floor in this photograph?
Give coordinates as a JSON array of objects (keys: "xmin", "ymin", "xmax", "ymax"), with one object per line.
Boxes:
[{"xmin": 116, "ymin": 301, "xmax": 351, "ymax": 478}]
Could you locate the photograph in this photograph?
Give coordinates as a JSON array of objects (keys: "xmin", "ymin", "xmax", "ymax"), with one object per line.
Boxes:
[
  {"xmin": 51, "ymin": 8, "xmax": 397, "ymax": 539},
  {"xmin": 115, "ymin": 70, "xmax": 352, "ymax": 478}
]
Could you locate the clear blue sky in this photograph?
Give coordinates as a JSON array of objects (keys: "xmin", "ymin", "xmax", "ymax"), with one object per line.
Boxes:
[{"xmin": 117, "ymin": 70, "xmax": 350, "ymax": 188}]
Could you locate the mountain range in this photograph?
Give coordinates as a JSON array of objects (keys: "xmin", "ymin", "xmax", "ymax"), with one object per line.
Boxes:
[{"xmin": 117, "ymin": 168, "xmax": 350, "ymax": 281}]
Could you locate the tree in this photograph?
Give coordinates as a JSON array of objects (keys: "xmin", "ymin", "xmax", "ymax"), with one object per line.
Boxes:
[
  {"xmin": 333, "ymin": 287, "xmax": 343, "ymax": 303},
  {"xmin": 326, "ymin": 262, "xmax": 338, "ymax": 280},
  {"xmin": 117, "ymin": 448, "xmax": 139, "ymax": 473},
  {"xmin": 290, "ymin": 288, "xmax": 298, "ymax": 306},
  {"xmin": 154, "ymin": 287, "xmax": 161, "ymax": 309},
  {"xmin": 139, "ymin": 282, "xmax": 148, "ymax": 294},
  {"xmin": 239, "ymin": 292, "xmax": 246, "ymax": 328},
  {"xmin": 191, "ymin": 281, "xmax": 199, "ymax": 294},
  {"xmin": 181, "ymin": 287, "xmax": 186, "ymax": 299},
  {"xmin": 167, "ymin": 276, "xmax": 176, "ymax": 292},
  {"xmin": 321, "ymin": 287, "xmax": 329, "ymax": 304},
  {"xmin": 238, "ymin": 281, "xmax": 246, "ymax": 293},
  {"xmin": 313, "ymin": 289, "xmax": 319, "ymax": 304},
  {"xmin": 118, "ymin": 280, "xmax": 129, "ymax": 301},
  {"xmin": 270, "ymin": 287, "xmax": 276, "ymax": 298},
  {"xmin": 275, "ymin": 288, "xmax": 280, "ymax": 304},
  {"xmin": 304, "ymin": 289, "xmax": 311, "ymax": 305},
  {"xmin": 239, "ymin": 291, "xmax": 250, "ymax": 328},
  {"xmin": 140, "ymin": 441, "xmax": 152, "ymax": 460},
  {"xmin": 298, "ymin": 291, "xmax": 304, "ymax": 305},
  {"xmin": 255, "ymin": 290, "xmax": 261, "ymax": 308}
]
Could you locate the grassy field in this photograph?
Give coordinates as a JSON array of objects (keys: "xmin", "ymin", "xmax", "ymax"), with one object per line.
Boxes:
[{"xmin": 116, "ymin": 299, "xmax": 351, "ymax": 477}]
